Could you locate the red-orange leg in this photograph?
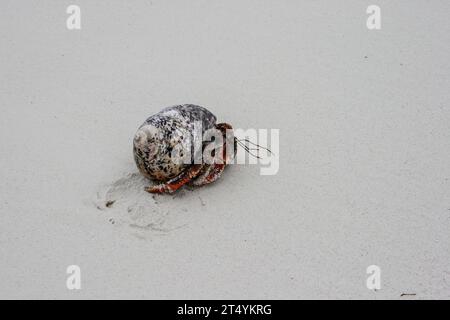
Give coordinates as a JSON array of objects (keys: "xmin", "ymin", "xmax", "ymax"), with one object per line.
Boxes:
[
  {"xmin": 146, "ymin": 164, "xmax": 204, "ymax": 194},
  {"xmin": 191, "ymin": 123, "xmax": 236, "ymax": 187}
]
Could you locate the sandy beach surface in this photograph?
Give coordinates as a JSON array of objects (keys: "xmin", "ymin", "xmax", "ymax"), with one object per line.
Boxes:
[{"xmin": 1, "ymin": 0, "xmax": 450, "ymax": 299}]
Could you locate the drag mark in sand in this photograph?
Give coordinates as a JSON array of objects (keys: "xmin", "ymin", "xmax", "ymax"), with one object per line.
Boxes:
[{"xmin": 94, "ymin": 173, "xmax": 205, "ymax": 237}]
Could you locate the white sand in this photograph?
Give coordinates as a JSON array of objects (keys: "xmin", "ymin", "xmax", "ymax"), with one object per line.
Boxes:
[{"xmin": 1, "ymin": 0, "xmax": 450, "ymax": 299}]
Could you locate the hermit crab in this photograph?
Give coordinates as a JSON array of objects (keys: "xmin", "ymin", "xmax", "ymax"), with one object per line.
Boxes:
[{"xmin": 133, "ymin": 104, "xmax": 240, "ymax": 194}]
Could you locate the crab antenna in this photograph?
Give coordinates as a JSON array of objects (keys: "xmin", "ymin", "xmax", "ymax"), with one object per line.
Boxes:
[
  {"xmin": 237, "ymin": 138, "xmax": 273, "ymax": 156},
  {"xmin": 236, "ymin": 139, "xmax": 262, "ymax": 159}
]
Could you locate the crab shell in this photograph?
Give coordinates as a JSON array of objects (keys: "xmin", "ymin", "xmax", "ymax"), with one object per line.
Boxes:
[{"xmin": 133, "ymin": 104, "xmax": 217, "ymax": 181}]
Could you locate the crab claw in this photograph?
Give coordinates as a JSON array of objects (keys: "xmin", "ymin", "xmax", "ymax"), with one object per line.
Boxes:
[{"xmin": 146, "ymin": 184, "xmax": 172, "ymax": 194}]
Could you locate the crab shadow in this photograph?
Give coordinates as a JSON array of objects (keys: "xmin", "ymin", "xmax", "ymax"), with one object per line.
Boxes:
[{"xmin": 94, "ymin": 172, "xmax": 207, "ymax": 237}]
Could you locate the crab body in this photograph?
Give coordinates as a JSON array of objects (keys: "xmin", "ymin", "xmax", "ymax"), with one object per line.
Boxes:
[{"xmin": 133, "ymin": 104, "xmax": 235, "ymax": 193}]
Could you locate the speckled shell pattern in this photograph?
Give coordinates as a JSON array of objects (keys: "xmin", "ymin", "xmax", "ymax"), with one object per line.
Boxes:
[{"xmin": 133, "ymin": 104, "xmax": 217, "ymax": 181}]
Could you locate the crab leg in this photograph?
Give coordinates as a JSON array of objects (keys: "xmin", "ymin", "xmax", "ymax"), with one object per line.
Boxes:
[
  {"xmin": 146, "ymin": 164, "xmax": 204, "ymax": 194},
  {"xmin": 192, "ymin": 123, "xmax": 236, "ymax": 187},
  {"xmin": 191, "ymin": 164, "xmax": 226, "ymax": 186}
]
